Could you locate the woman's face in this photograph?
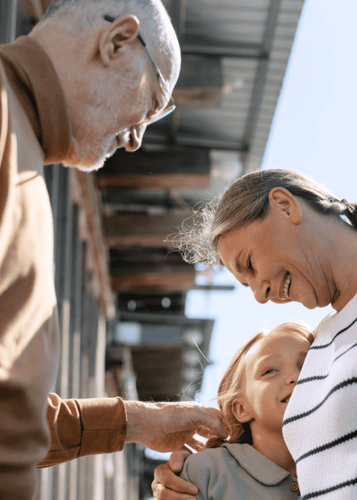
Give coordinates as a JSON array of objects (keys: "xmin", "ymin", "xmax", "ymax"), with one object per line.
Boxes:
[{"xmin": 218, "ymin": 196, "xmax": 333, "ymax": 309}]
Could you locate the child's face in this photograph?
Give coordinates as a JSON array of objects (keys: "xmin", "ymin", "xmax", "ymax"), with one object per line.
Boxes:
[{"xmin": 235, "ymin": 329, "xmax": 311, "ymax": 438}]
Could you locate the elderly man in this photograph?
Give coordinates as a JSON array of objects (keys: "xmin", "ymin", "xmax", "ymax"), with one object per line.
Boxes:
[{"xmin": 0, "ymin": 0, "xmax": 226, "ymax": 498}]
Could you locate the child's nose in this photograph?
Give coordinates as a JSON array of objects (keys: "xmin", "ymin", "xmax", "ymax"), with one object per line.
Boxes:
[{"xmin": 285, "ymin": 369, "xmax": 299, "ymax": 385}]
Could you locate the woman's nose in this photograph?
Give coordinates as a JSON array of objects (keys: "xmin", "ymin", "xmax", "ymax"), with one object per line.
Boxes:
[{"xmin": 252, "ymin": 281, "xmax": 271, "ymax": 304}]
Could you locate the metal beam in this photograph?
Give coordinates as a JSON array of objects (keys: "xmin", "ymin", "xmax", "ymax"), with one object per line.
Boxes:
[
  {"xmin": 194, "ymin": 285, "xmax": 235, "ymax": 292},
  {"xmin": 181, "ymin": 42, "xmax": 268, "ymax": 60},
  {"xmin": 242, "ymin": 0, "xmax": 283, "ymax": 168}
]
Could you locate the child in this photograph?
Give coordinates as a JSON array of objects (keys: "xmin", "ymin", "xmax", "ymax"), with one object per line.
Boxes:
[{"xmin": 180, "ymin": 322, "xmax": 314, "ymax": 499}]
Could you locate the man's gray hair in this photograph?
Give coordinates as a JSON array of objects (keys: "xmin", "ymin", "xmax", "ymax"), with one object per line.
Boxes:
[
  {"xmin": 44, "ymin": 0, "xmax": 162, "ymax": 26},
  {"xmin": 43, "ymin": 0, "xmax": 172, "ymax": 59}
]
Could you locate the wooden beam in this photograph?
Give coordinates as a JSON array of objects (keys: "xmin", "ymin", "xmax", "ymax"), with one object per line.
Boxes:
[
  {"xmin": 107, "ymin": 235, "xmax": 171, "ymax": 249},
  {"xmin": 136, "ymin": 390, "xmax": 181, "ymax": 402},
  {"xmin": 71, "ymin": 170, "xmax": 115, "ymax": 320},
  {"xmin": 173, "ymin": 55, "xmax": 223, "ymax": 107},
  {"xmin": 97, "ymin": 147, "xmax": 211, "ymax": 189},
  {"xmin": 135, "ymin": 376, "xmax": 183, "ymax": 391},
  {"xmin": 96, "ymin": 173, "xmax": 209, "ymax": 190},
  {"xmin": 104, "ymin": 213, "xmax": 190, "ymax": 248},
  {"xmin": 111, "ymin": 271, "xmax": 195, "ymax": 292},
  {"xmin": 101, "ymin": 147, "xmax": 210, "ymax": 175}
]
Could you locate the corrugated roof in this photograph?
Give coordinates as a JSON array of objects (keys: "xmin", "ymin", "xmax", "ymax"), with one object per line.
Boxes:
[{"xmin": 144, "ymin": 0, "xmax": 305, "ymax": 173}]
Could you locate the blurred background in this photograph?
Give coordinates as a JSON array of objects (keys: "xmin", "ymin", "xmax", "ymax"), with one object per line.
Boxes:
[{"xmin": 2, "ymin": 0, "xmax": 357, "ymax": 498}]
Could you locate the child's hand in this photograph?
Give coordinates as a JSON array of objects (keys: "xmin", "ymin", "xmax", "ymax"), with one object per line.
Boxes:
[{"xmin": 152, "ymin": 451, "xmax": 197, "ymax": 499}]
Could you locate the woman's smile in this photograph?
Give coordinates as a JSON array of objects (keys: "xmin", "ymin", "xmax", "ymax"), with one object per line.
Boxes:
[
  {"xmin": 217, "ymin": 198, "xmax": 326, "ymax": 309},
  {"xmin": 282, "ymin": 273, "xmax": 291, "ymax": 300}
]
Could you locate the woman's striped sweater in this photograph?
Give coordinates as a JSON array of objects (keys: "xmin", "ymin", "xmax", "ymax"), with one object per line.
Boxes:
[{"xmin": 283, "ymin": 292, "xmax": 357, "ymax": 499}]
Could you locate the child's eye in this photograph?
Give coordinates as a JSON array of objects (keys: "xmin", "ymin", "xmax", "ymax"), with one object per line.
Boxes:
[
  {"xmin": 263, "ymin": 368, "xmax": 277, "ymax": 375},
  {"xmin": 247, "ymin": 256, "xmax": 253, "ymax": 271}
]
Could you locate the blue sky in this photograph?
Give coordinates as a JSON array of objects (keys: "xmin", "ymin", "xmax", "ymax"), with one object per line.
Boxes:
[{"xmin": 186, "ymin": 0, "xmax": 357, "ymax": 406}]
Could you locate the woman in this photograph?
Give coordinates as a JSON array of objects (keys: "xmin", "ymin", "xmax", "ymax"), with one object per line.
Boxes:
[{"xmin": 153, "ymin": 169, "xmax": 357, "ymax": 500}]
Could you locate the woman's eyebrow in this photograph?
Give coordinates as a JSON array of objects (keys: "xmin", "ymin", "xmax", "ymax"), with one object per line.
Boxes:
[
  {"xmin": 233, "ymin": 255, "xmax": 250, "ymax": 286},
  {"xmin": 234, "ymin": 257, "xmax": 242, "ymax": 273},
  {"xmin": 234, "ymin": 252, "xmax": 244, "ymax": 273}
]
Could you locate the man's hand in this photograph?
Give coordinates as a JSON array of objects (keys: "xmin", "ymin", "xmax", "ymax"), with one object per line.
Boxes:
[
  {"xmin": 124, "ymin": 400, "xmax": 227, "ymax": 452},
  {"xmin": 152, "ymin": 451, "xmax": 196, "ymax": 500}
]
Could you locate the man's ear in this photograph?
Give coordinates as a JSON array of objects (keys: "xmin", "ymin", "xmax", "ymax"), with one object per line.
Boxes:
[
  {"xmin": 99, "ymin": 15, "xmax": 140, "ymax": 67},
  {"xmin": 268, "ymin": 187, "xmax": 302, "ymax": 225},
  {"xmin": 232, "ymin": 398, "xmax": 252, "ymax": 424}
]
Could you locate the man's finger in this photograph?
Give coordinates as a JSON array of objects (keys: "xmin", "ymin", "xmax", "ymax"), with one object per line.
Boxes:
[
  {"xmin": 153, "ymin": 463, "xmax": 198, "ymax": 495},
  {"xmin": 185, "ymin": 438, "xmax": 205, "ymax": 452},
  {"xmin": 152, "ymin": 483, "xmax": 197, "ymax": 500},
  {"xmin": 194, "ymin": 425, "xmax": 213, "ymax": 439},
  {"xmin": 198, "ymin": 406, "xmax": 228, "ymax": 438},
  {"xmin": 169, "ymin": 450, "xmax": 191, "ymax": 472}
]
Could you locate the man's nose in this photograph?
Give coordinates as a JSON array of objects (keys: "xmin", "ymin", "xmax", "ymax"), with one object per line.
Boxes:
[{"xmin": 125, "ymin": 124, "xmax": 147, "ymax": 152}]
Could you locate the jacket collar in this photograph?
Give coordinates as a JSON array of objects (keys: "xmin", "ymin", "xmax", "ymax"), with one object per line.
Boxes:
[
  {"xmin": 0, "ymin": 36, "xmax": 72, "ymax": 165},
  {"xmin": 223, "ymin": 443, "xmax": 294, "ymax": 485}
]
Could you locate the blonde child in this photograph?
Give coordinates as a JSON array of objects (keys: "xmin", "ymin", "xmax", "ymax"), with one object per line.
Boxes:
[{"xmin": 180, "ymin": 322, "xmax": 314, "ymax": 499}]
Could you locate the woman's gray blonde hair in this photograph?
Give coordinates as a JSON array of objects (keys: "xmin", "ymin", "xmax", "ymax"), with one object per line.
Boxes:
[{"xmin": 175, "ymin": 169, "xmax": 357, "ymax": 266}]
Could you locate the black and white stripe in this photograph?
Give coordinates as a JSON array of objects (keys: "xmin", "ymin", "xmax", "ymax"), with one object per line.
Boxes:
[
  {"xmin": 283, "ymin": 377, "xmax": 357, "ymax": 426},
  {"xmin": 302, "ymin": 478, "xmax": 357, "ymax": 500},
  {"xmin": 282, "ymin": 293, "xmax": 357, "ymax": 499},
  {"xmin": 297, "ymin": 341, "xmax": 357, "ymax": 386}
]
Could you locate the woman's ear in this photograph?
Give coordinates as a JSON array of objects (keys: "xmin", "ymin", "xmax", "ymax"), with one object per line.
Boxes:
[
  {"xmin": 232, "ymin": 398, "xmax": 252, "ymax": 424},
  {"xmin": 99, "ymin": 15, "xmax": 140, "ymax": 67},
  {"xmin": 268, "ymin": 187, "xmax": 302, "ymax": 225}
]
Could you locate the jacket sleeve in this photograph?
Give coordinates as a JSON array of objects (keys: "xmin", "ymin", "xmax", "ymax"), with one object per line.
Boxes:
[
  {"xmin": 0, "ymin": 378, "xmax": 51, "ymax": 500},
  {"xmin": 37, "ymin": 393, "xmax": 127, "ymax": 468}
]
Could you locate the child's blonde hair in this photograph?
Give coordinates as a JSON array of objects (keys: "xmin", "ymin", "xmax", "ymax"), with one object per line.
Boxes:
[{"xmin": 205, "ymin": 322, "xmax": 314, "ymax": 449}]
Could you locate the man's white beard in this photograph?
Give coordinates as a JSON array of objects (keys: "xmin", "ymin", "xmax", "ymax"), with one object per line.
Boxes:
[
  {"xmin": 63, "ymin": 135, "xmax": 114, "ymax": 172},
  {"xmin": 62, "ymin": 65, "xmax": 142, "ymax": 171}
]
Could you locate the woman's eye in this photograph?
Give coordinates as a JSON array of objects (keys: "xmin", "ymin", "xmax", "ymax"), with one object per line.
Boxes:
[{"xmin": 247, "ymin": 257, "xmax": 253, "ymax": 271}]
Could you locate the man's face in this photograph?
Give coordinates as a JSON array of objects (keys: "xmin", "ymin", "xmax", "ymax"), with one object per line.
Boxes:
[
  {"xmin": 63, "ymin": 15, "xmax": 181, "ymax": 172},
  {"xmin": 64, "ymin": 61, "xmax": 167, "ymax": 171},
  {"xmin": 30, "ymin": 7, "xmax": 181, "ymax": 171}
]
